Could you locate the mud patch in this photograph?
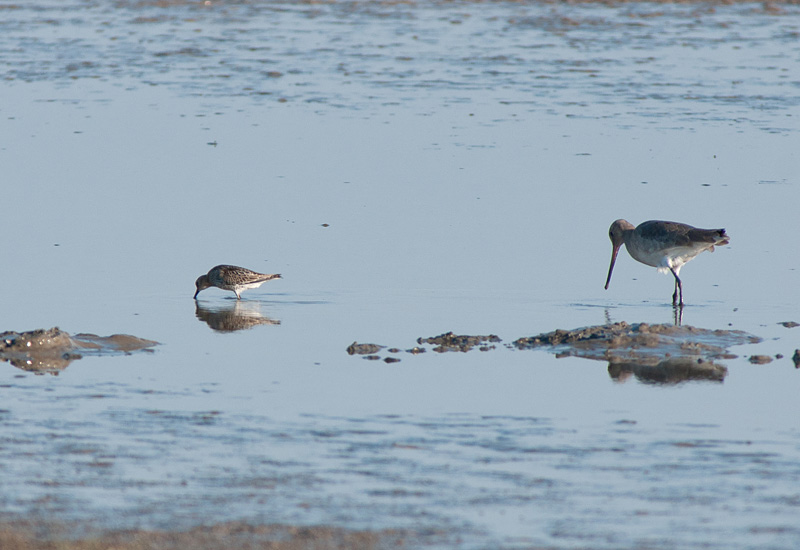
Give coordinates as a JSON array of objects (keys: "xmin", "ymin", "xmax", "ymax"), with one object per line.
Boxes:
[
  {"xmin": 417, "ymin": 332, "xmax": 501, "ymax": 353},
  {"xmin": 0, "ymin": 520, "xmax": 423, "ymax": 550},
  {"xmin": 515, "ymin": 322, "xmax": 762, "ymax": 384},
  {"xmin": 0, "ymin": 328, "xmax": 158, "ymax": 374},
  {"xmin": 347, "ymin": 342, "xmax": 385, "ymax": 355},
  {"xmin": 346, "ymin": 332, "xmax": 499, "ymax": 360},
  {"xmin": 513, "ymin": 322, "xmax": 760, "ymax": 364},
  {"xmin": 348, "ymin": 322, "xmax": 761, "ymax": 384}
]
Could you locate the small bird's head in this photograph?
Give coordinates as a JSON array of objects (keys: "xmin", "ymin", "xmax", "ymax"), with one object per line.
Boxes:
[
  {"xmin": 194, "ymin": 274, "xmax": 211, "ymax": 299},
  {"xmin": 605, "ymin": 219, "xmax": 635, "ymax": 290}
]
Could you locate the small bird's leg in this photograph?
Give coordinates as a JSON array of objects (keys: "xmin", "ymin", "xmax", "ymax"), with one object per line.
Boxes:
[{"xmin": 669, "ymin": 268, "xmax": 683, "ymax": 307}]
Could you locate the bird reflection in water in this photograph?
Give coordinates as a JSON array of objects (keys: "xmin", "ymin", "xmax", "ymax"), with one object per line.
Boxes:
[{"xmin": 194, "ymin": 300, "xmax": 280, "ymax": 332}]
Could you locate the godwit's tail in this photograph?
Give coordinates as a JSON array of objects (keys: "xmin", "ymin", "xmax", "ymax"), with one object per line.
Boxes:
[{"xmin": 695, "ymin": 228, "xmax": 729, "ymax": 251}]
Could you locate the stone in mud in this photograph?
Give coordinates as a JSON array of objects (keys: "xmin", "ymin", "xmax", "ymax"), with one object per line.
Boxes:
[
  {"xmin": 793, "ymin": 349, "xmax": 800, "ymax": 369},
  {"xmin": 347, "ymin": 342, "xmax": 384, "ymax": 355},
  {"xmin": 748, "ymin": 355, "xmax": 773, "ymax": 365},
  {"xmin": 416, "ymin": 332, "xmax": 501, "ymax": 353},
  {"xmin": 779, "ymin": 321, "xmax": 799, "ymax": 328}
]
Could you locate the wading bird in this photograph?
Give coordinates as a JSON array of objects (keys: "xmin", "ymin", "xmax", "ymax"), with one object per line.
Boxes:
[
  {"xmin": 194, "ymin": 265, "xmax": 281, "ymax": 300},
  {"xmin": 604, "ymin": 220, "xmax": 729, "ymax": 306}
]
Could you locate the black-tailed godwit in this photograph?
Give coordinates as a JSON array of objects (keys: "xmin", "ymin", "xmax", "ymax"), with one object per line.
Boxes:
[{"xmin": 604, "ymin": 220, "xmax": 729, "ymax": 306}]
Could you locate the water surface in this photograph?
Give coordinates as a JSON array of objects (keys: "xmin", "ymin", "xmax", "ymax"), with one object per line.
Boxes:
[{"xmin": 1, "ymin": 1, "xmax": 799, "ymax": 548}]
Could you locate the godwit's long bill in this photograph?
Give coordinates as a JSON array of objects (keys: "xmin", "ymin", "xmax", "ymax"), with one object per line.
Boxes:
[{"xmin": 604, "ymin": 220, "xmax": 729, "ymax": 306}]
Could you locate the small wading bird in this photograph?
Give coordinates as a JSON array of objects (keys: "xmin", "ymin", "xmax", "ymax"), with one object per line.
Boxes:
[
  {"xmin": 604, "ymin": 220, "xmax": 729, "ymax": 306},
  {"xmin": 194, "ymin": 265, "xmax": 281, "ymax": 300}
]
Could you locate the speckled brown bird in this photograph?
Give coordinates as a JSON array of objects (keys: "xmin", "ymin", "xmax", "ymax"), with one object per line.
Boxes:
[{"xmin": 194, "ymin": 265, "xmax": 281, "ymax": 300}]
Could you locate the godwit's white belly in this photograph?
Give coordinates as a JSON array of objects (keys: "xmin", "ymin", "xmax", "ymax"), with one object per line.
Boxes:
[{"xmin": 626, "ymin": 243, "xmax": 707, "ymax": 275}]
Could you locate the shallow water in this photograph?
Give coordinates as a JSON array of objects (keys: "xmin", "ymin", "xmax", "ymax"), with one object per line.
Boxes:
[{"xmin": 1, "ymin": 1, "xmax": 800, "ymax": 548}]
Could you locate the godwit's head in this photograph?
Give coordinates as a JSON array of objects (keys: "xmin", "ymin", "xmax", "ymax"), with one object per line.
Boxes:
[
  {"xmin": 194, "ymin": 274, "xmax": 211, "ymax": 299},
  {"xmin": 604, "ymin": 219, "xmax": 635, "ymax": 290}
]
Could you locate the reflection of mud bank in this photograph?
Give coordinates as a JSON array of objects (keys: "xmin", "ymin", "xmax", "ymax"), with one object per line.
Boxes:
[
  {"xmin": 195, "ymin": 301, "xmax": 280, "ymax": 332},
  {"xmin": 0, "ymin": 328, "xmax": 158, "ymax": 374},
  {"xmin": 608, "ymin": 357, "xmax": 727, "ymax": 384},
  {"xmin": 0, "ymin": 520, "xmax": 420, "ymax": 550}
]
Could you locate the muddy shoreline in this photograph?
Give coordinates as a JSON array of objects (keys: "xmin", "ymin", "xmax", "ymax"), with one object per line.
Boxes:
[{"xmin": 0, "ymin": 520, "xmax": 428, "ymax": 550}]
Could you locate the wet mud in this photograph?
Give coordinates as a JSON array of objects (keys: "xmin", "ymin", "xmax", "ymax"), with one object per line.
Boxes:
[
  {"xmin": 417, "ymin": 332, "xmax": 501, "ymax": 353},
  {"xmin": 0, "ymin": 520, "xmax": 420, "ymax": 550},
  {"xmin": 347, "ymin": 342, "xmax": 385, "ymax": 356},
  {"xmin": 512, "ymin": 322, "xmax": 762, "ymax": 384},
  {"xmin": 0, "ymin": 328, "xmax": 158, "ymax": 374},
  {"xmin": 349, "ymin": 322, "xmax": 762, "ymax": 383},
  {"xmin": 512, "ymin": 321, "xmax": 760, "ymax": 362},
  {"xmin": 349, "ymin": 333, "xmax": 500, "ymax": 358}
]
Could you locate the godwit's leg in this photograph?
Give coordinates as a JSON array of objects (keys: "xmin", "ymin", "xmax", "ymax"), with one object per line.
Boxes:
[
  {"xmin": 672, "ymin": 304, "xmax": 683, "ymax": 326},
  {"xmin": 669, "ymin": 267, "xmax": 683, "ymax": 306}
]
